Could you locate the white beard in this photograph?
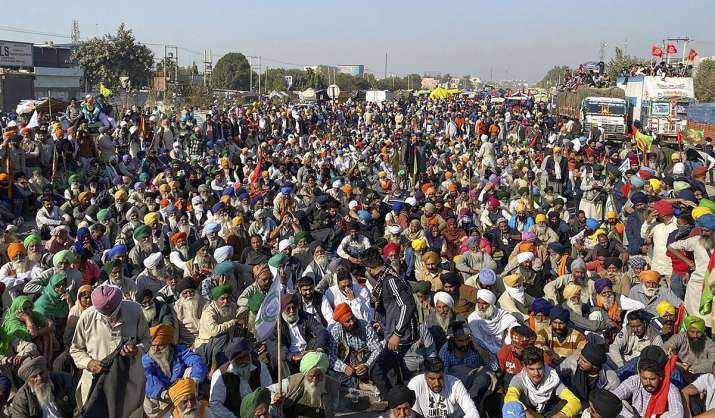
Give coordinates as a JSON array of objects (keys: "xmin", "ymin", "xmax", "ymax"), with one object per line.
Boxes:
[
  {"xmin": 143, "ymin": 305, "xmax": 157, "ymax": 323},
  {"xmin": 180, "ymin": 295, "xmax": 201, "ymax": 319},
  {"xmin": 282, "ymin": 311, "xmax": 298, "ymax": 324},
  {"xmin": 601, "ymin": 294, "xmax": 615, "ymax": 309},
  {"xmin": 315, "ymin": 255, "xmax": 329, "ymax": 270},
  {"xmin": 178, "ymin": 224, "xmax": 191, "ymax": 235},
  {"xmin": 435, "ymin": 311, "xmax": 451, "ymax": 331},
  {"xmin": 644, "ymin": 287, "xmax": 658, "ymax": 298},
  {"xmin": 179, "ymin": 408, "xmax": 200, "ymax": 418},
  {"xmin": 476, "ymin": 305, "xmax": 496, "ymax": 320},
  {"xmin": 302, "ymin": 378, "xmax": 326, "ymax": 406},
  {"xmin": 12, "ymin": 260, "xmax": 29, "ymax": 274},
  {"xmin": 566, "ymin": 300, "xmax": 583, "ymax": 313},
  {"xmin": 31, "ymin": 382, "xmax": 53, "ymax": 408},
  {"xmin": 28, "ymin": 252, "xmax": 42, "ymax": 263}
]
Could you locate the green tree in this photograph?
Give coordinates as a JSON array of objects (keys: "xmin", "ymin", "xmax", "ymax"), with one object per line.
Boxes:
[
  {"xmin": 538, "ymin": 65, "xmax": 570, "ymax": 88},
  {"xmin": 72, "ymin": 23, "xmax": 154, "ymax": 89},
  {"xmin": 213, "ymin": 52, "xmax": 252, "ymax": 90},
  {"xmin": 605, "ymin": 47, "xmax": 648, "ymax": 84},
  {"xmin": 695, "ymin": 59, "xmax": 715, "ymax": 102}
]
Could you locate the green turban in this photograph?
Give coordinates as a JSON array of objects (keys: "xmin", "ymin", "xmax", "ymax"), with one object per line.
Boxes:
[
  {"xmin": 133, "ymin": 224, "xmax": 151, "ymax": 241},
  {"xmin": 299, "ymin": 351, "xmax": 329, "ymax": 374},
  {"xmin": 413, "ymin": 280, "xmax": 432, "ymax": 295},
  {"xmin": 683, "ymin": 315, "xmax": 706, "ymax": 333},
  {"xmin": 103, "ymin": 259, "xmax": 122, "ymax": 274},
  {"xmin": 97, "ymin": 209, "xmax": 111, "ymax": 222},
  {"xmin": 293, "ymin": 231, "xmax": 311, "ymax": 245},
  {"xmin": 700, "ymin": 198, "xmax": 715, "ymax": 213},
  {"xmin": 213, "ymin": 261, "xmax": 234, "ymax": 277},
  {"xmin": 52, "ymin": 250, "xmax": 77, "ymax": 267},
  {"xmin": 268, "ymin": 253, "xmax": 288, "ymax": 268},
  {"xmin": 239, "ymin": 387, "xmax": 271, "ymax": 418},
  {"xmin": 23, "ymin": 234, "xmax": 41, "ymax": 249},
  {"xmin": 67, "ymin": 174, "xmax": 80, "ymax": 186},
  {"xmin": 247, "ymin": 293, "xmax": 265, "ymax": 314},
  {"xmin": 210, "ymin": 283, "xmax": 233, "ymax": 301}
]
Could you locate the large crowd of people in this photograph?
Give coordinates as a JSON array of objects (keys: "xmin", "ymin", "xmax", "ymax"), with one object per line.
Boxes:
[{"xmin": 0, "ymin": 87, "xmax": 713, "ymax": 418}]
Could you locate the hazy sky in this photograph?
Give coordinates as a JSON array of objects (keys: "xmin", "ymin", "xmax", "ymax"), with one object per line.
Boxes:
[{"xmin": 4, "ymin": 0, "xmax": 715, "ymax": 82}]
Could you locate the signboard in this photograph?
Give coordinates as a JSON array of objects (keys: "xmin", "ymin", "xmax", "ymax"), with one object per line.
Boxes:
[
  {"xmin": 327, "ymin": 84, "xmax": 340, "ymax": 99},
  {"xmin": 0, "ymin": 41, "xmax": 33, "ymax": 68},
  {"xmin": 644, "ymin": 77, "xmax": 694, "ymax": 100}
]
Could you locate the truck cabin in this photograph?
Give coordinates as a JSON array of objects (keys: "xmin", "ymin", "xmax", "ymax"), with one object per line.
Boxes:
[{"xmin": 640, "ymin": 97, "xmax": 695, "ymax": 138}]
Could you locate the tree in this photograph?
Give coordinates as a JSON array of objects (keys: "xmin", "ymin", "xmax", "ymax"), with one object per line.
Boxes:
[
  {"xmin": 72, "ymin": 23, "xmax": 154, "ymax": 89},
  {"xmin": 212, "ymin": 52, "xmax": 252, "ymax": 90},
  {"xmin": 605, "ymin": 47, "xmax": 647, "ymax": 83},
  {"xmin": 695, "ymin": 59, "xmax": 715, "ymax": 102},
  {"xmin": 538, "ymin": 65, "xmax": 570, "ymax": 88}
]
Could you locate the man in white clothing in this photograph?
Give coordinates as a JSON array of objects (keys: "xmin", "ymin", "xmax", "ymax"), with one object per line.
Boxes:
[
  {"xmin": 640, "ymin": 200, "xmax": 677, "ymax": 281},
  {"xmin": 407, "ymin": 357, "xmax": 479, "ymax": 418},
  {"xmin": 321, "ymin": 270, "xmax": 372, "ymax": 326}
]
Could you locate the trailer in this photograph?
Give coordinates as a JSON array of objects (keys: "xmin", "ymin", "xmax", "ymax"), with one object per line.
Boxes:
[{"xmin": 553, "ymin": 86, "xmax": 627, "ymax": 141}]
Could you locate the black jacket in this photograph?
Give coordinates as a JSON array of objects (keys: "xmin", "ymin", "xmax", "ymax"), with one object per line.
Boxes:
[
  {"xmin": 10, "ymin": 372, "xmax": 76, "ymax": 418},
  {"xmin": 266, "ymin": 311, "xmax": 328, "ymax": 368}
]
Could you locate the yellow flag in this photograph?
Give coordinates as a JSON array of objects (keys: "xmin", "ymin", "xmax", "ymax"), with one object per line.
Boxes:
[
  {"xmin": 635, "ymin": 130, "xmax": 653, "ymax": 153},
  {"xmin": 98, "ymin": 83, "xmax": 113, "ymax": 97}
]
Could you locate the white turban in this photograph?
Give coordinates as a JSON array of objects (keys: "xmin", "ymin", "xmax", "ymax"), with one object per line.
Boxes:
[
  {"xmin": 348, "ymin": 200, "xmax": 359, "ymax": 210},
  {"xmin": 143, "ymin": 252, "xmax": 163, "ymax": 269},
  {"xmin": 51, "ymin": 225, "xmax": 70, "ymax": 236},
  {"xmin": 404, "ymin": 197, "xmax": 417, "ymax": 207},
  {"xmin": 433, "ymin": 291, "xmax": 454, "ymax": 308},
  {"xmin": 388, "ymin": 225, "xmax": 402, "ymax": 235},
  {"xmin": 476, "ymin": 289, "xmax": 497, "ymax": 305},
  {"xmin": 278, "ymin": 239, "xmax": 293, "ymax": 253},
  {"xmin": 125, "ymin": 206, "xmax": 140, "ymax": 222},
  {"xmin": 332, "ymin": 179, "xmax": 342, "ymax": 188},
  {"xmin": 191, "ymin": 196, "xmax": 202, "ymax": 206},
  {"xmin": 516, "ymin": 251, "xmax": 534, "ymax": 264},
  {"xmin": 213, "ymin": 246, "xmax": 234, "ymax": 264}
]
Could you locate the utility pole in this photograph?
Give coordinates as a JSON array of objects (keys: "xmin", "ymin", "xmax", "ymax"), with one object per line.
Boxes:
[
  {"xmin": 665, "ymin": 36, "xmax": 690, "ymax": 64},
  {"xmin": 249, "ymin": 56, "xmax": 253, "ymax": 92},
  {"xmin": 71, "ymin": 20, "xmax": 80, "ymax": 44},
  {"xmin": 203, "ymin": 49, "xmax": 213, "ymax": 89},
  {"xmin": 599, "ymin": 41, "xmax": 607, "ymax": 62},
  {"xmin": 257, "ymin": 56, "xmax": 262, "ymax": 97},
  {"xmin": 384, "ymin": 52, "xmax": 388, "ymax": 80}
]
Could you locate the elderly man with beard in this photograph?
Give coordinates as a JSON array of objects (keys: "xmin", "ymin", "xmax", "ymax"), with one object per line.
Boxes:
[
  {"xmin": 321, "ymin": 269, "xmax": 372, "ymax": 326},
  {"xmin": 378, "ymin": 385, "xmax": 419, "ymax": 418},
  {"xmin": 543, "ymin": 258, "xmax": 595, "ymax": 306},
  {"xmin": 208, "ymin": 337, "xmax": 272, "ymax": 418},
  {"xmin": 498, "ymin": 273, "xmax": 534, "ymax": 323},
  {"xmin": 613, "ymin": 348, "xmax": 684, "ymax": 418},
  {"xmin": 103, "ymin": 259, "xmax": 137, "ymax": 300},
  {"xmin": 129, "ymin": 224, "xmax": 159, "ymax": 271},
  {"xmin": 10, "ymin": 356, "xmax": 76, "ymax": 418},
  {"xmin": 440, "ymin": 271, "xmax": 478, "ymax": 318},
  {"xmin": 302, "ymin": 241, "xmax": 332, "ymax": 286},
  {"xmin": 70, "ymin": 284, "xmax": 150, "ymax": 416},
  {"xmin": 536, "ymin": 306, "xmax": 587, "ymax": 364},
  {"xmin": 327, "ymin": 303, "xmax": 386, "ymax": 395},
  {"xmin": 136, "ymin": 252, "xmax": 168, "ymax": 295},
  {"xmin": 529, "ymin": 298, "xmax": 554, "ymax": 335},
  {"xmin": 195, "ymin": 284, "xmax": 240, "ymax": 350},
  {"xmin": 173, "ymin": 277, "xmax": 205, "ymax": 347},
  {"xmin": 608, "ymin": 310, "xmax": 663, "ymax": 369},
  {"xmin": 143, "ymin": 324, "xmax": 208, "ymax": 418},
  {"xmin": 185, "ymin": 238, "xmax": 217, "ymax": 279},
  {"xmin": 167, "ymin": 378, "xmax": 208, "ymax": 418},
  {"xmin": 200, "ymin": 261, "xmax": 241, "ymax": 302},
  {"xmin": 23, "ymin": 250, "xmax": 82, "ymax": 298},
  {"xmin": 559, "ymin": 283, "xmax": 615, "ymax": 336},
  {"xmin": 119, "ymin": 206, "xmax": 143, "ymax": 247},
  {"xmin": 588, "ymin": 278, "xmax": 621, "ymax": 330},
  {"xmin": 628, "ymin": 270, "xmax": 683, "ymax": 317},
  {"xmin": 501, "ymin": 251, "xmax": 546, "ymax": 299},
  {"xmin": 557, "ymin": 342, "xmax": 620, "ymax": 405},
  {"xmin": 0, "ymin": 242, "xmax": 40, "ymax": 303},
  {"xmin": 425, "ymin": 291, "xmax": 459, "ymax": 351},
  {"xmin": 665, "ymin": 316, "xmax": 715, "ymax": 379},
  {"xmin": 467, "ymin": 288, "xmax": 519, "ymax": 356},
  {"xmin": 456, "ymin": 236, "xmax": 497, "ymax": 282},
  {"xmin": 137, "ymin": 287, "xmax": 177, "ymax": 329},
  {"xmin": 407, "ymin": 357, "xmax": 479, "ymax": 418},
  {"xmin": 237, "ymin": 264, "xmax": 273, "ymax": 321},
  {"xmin": 268, "ymin": 293, "xmax": 328, "ymax": 375},
  {"xmin": 203, "ymin": 222, "xmax": 226, "ymax": 253},
  {"xmin": 669, "ymin": 213, "xmax": 715, "ymax": 328},
  {"xmin": 269, "ymin": 352, "xmax": 339, "ymax": 418},
  {"xmin": 169, "ymin": 231, "xmax": 191, "ymax": 271}
]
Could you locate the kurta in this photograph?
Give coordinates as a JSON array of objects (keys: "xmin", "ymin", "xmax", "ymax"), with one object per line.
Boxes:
[
  {"xmin": 669, "ymin": 236, "xmax": 712, "ymax": 327},
  {"xmin": 69, "ymin": 302, "xmax": 150, "ymax": 417},
  {"xmin": 195, "ymin": 301, "xmax": 238, "ymax": 348}
]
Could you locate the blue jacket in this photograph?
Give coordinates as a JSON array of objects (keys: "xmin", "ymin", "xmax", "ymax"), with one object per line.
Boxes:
[
  {"xmin": 142, "ymin": 344, "xmax": 208, "ymax": 400},
  {"xmin": 625, "ymin": 214, "xmax": 644, "ymax": 255},
  {"xmin": 508, "ymin": 215, "xmax": 534, "ymax": 232}
]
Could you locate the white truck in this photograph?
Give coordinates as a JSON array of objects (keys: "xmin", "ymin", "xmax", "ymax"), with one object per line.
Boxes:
[
  {"xmin": 553, "ymin": 86, "xmax": 628, "ymax": 142},
  {"xmin": 616, "ymin": 75, "xmax": 696, "ymax": 142}
]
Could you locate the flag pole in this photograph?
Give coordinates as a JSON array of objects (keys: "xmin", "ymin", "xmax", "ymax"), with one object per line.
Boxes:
[{"xmin": 276, "ymin": 314, "xmax": 282, "ymax": 396}]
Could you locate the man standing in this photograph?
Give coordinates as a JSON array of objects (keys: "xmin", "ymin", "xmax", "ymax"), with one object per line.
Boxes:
[
  {"xmin": 10, "ymin": 356, "xmax": 76, "ymax": 418},
  {"xmin": 407, "ymin": 357, "xmax": 478, "ymax": 418},
  {"xmin": 70, "ymin": 284, "xmax": 150, "ymax": 417}
]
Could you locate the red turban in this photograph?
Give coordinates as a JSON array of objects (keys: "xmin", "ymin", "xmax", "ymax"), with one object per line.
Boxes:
[
  {"xmin": 382, "ymin": 243, "xmax": 401, "ymax": 257},
  {"xmin": 170, "ymin": 232, "xmax": 187, "ymax": 245},
  {"xmin": 693, "ymin": 166, "xmax": 707, "ymax": 178},
  {"xmin": 91, "ymin": 284, "xmax": 123, "ymax": 315},
  {"xmin": 332, "ymin": 303, "xmax": 353, "ymax": 323},
  {"xmin": 653, "ymin": 200, "xmax": 674, "ymax": 217}
]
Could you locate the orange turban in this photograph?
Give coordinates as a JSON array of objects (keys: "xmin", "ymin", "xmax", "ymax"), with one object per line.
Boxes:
[
  {"xmin": 422, "ymin": 251, "xmax": 440, "ymax": 264},
  {"xmin": 167, "ymin": 378, "xmax": 196, "ymax": 405},
  {"xmin": 332, "ymin": 303, "xmax": 353, "ymax": 323},
  {"xmin": 149, "ymin": 324, "xmax": 175, "ymax": 345},
  {"xmin": 639, "ymin": 270, "xmax": 660, "ymax": 284},
  {"xmin": 517, "ymin": 242, "xmax": 536, "ymax": 253},
  {"xmin": 170, "ymin": 232, "xmax": 187, "ymax": 245},
  {"xmin": 7, "ymin": 242, "xmax": 25, "ymax": 259}
]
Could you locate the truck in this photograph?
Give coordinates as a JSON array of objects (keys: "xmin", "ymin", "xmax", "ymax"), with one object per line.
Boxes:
[
  {"xmin": 616, "ymin": 75, "xmax": 696, "ymax": 142},
  {"xmin": 552, "ymin": 86, "xmax": 627, "ymax": 141},
  {"xmin": 686, "ymin": 103, "xmax": 715, "ymax": 141}
]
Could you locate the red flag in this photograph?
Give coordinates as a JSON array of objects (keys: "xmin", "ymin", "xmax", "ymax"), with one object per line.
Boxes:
[
  {"xmin": 651, "ymin": 46, "xmax": 663, "ymax": 57},
  {"xmin": 666, "ymin": 44, "xmax": 677, "ymax": 54},
  {"xmin": 689, "ymin": 48, "xmax": 698, "ymax": 61},
  {"xmin": 677, "ymin": 130, "xmax": 683, "ymax": 144}
]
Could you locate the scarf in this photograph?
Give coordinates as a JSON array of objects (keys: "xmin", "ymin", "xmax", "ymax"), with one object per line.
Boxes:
[
  {"xmin": 570, "ymin": 366, "xmax": 599, "ymax": 403},
  {"xmin": 442, "ymin": 227, "xmax": 465, "ymax": 242},
  {"xmin": 520, "ymin": 366, "xmax": 561, "ymax": 412},
  {"xmin": 1, "ymin": 296, "xmax": 47, "ymax": 351},
  {"xmin": 505, "ymin": 286, "xmax": 526, "ymax": 305},
  {"xmin": 33, "ymin": 275, "xmax": 70, "ymax": 319},
  {"xmin": 471, "ymin": 308, "xmax": 518, "ymax": 354},
  {"xmin": 557, "ymin": 255, "xmax": 569, "ymax": 277},
  {"xmin": 644, "ymin": 355, "xmax": 677, "ymax": 418},
  {"xmin": 595, "ymin": 294, "xmax": 620, "ymax": 322}
]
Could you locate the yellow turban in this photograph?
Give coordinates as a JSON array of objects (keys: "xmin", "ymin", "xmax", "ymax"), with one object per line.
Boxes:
[
  {"xmin": 78, "ymin": 191, "xmax": 92, "ymax": 203},
  {"xmin": 535, "ymin": 214, "xmax": 546, "ymax": 224},
  {"xmin": 515, "ymin": 201, "xmax": 526, "ymax": 213},
  {"xmin": 606, "ymin": 211, "xmax": 618, "ymax": 220},
  {"xmin": 692, "ymin": 206, "xmax": 713, "ymax": 220},
  {"xmin": 232, "ymin": 216, "xmax": 243, "ymax": 226},
  {"xmin": 422, "ymin": 251, "xmax": 440, "ymax": 264},
  {"xmin": 563, "ymin": 283, "xmax": 582, "ymax": 300},
  {"xmin": 671, "ymin": 152, "xmax": 682, "ymax": 162},
  {"xmin": 149, "ymin": 324, "xmax": 175, "ymax": 345},
  {"xmin": 649, "ymin": 179, "xmax": 662, "ymax": 193},
  {"xmin": 144, "ymin": 212, "xmax": 160, "ymax": 225},
  {"xmin": 453, "ymin": 255, "xmax": 462, "ymax": 264},
  {"xmin": 114, "ymin": 190, "xmax": 128, "ymax": 200},
  {"xmin": 503, "ymin": 274, "xmax": 522, "ymax": 288},
  {"xmin": 655, "ymin": 301, "xmax": 676, "ymax": 317},
  {"xmin": 639, "ymin": 270, "xmax": 660, "ymax": 284},
  {"xmin": 411, "ymin": 238, "xmax": 428, "ymax": 251},
  {"xmin": 167, "ymin": 378, "xmax": 196, "ymax": 405},
  {"xmin": 159, "ymin": 184, "xmax": 170, "ymax": 193}
]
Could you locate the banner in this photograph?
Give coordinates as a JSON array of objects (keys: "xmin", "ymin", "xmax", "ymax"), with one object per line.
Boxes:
[
  {"xmin": 254, "ymin": 272, "xmax": 282, "ymax": 340},
  {"xmin": 99, "ymin": 83, "xmax": 113, "ymax": 97},
  {"xmin": 698, "ymin": 248, "xmax": 715, "ymax": 315},
  {"xmin": 651, "ymin": 46, "xmax": 663, "ymax": 58}
]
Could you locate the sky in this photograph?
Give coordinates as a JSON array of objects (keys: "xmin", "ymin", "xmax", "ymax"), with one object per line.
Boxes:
[{"xmin": 3, "ymin": 0, "xmax": 715, "ymax": 82}]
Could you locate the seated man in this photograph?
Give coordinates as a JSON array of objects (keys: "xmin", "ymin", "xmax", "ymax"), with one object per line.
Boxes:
[
  {"xmin": 497, "ymin": 325, "xmax": 554, "ymax": 386},
  {"xmin": 608, "ymin": 310, "xmax": 662, "ymax": 369},
  {"xmin": 628, "ymin": 269, "xmax": 683, "ymax": 317},
  {"xmin": 543, "ymin": 258, "xmax": 595, "ymax": 305},
  {"xmin": 166, "ymin": 378, "xmax": 209, "ymax": 418},
  {"xmin": 664, "ymin": 316, "xmax": 715, "ymax": 379},
  {"xmin": 504, "ymin": 346, "xmax": 581, "ymax": 417},
  {"xmin": 682, "ymin": 360, "xmax": 715, "ymax": 418},
  {"xmin": 327, "ymin": 303, "xmax": 383, "ymax": 390},
  {"xmin": 195, "ymin": 283, "xmax": 241, "ymax": 370},
  {"xmin": 536, "ymin": 306, "xmax": 587, "ymax": 364},
  {"xmin": 498, "ymin": 273, "xmax": 534, "ymax": 323},
  {"xmin": 143, "ymin": 324, "xmax": 208, "ymax": 417},
  {"xmin": 269, "ymin": 352, "xmax": 339, "ymax": 417},
  {"xmin": 239, "ymin": 387, "xmax": 271, "ymax": 418},
  {"xmin": 613, "ymin": 348, "xmax": 684, "ymax": 418},
  {"xmin": 585, "ymin": 389, "xmax": 624, "ymax": 418},
  {"xmin": 173, "ymin": 277, "xmax": 205, "ymax": 347},
  {"xmin": 296, "ymin": 275, "xmax": 327, "ymax": 326},
  {"xmin": 438, "ymin": 320, "xmax": 483, "ymax": 377},
  {"xmin": 10, "ymin": 356, "xmax": 76, "ymax": 418},
  {"xmin": 407, "ymin": 357, "xmax": 479, "ymax": 418},
  {"xmin": 416, "ymin": 251, "xmax": 449, "ymax": 292},
  {"xmin": 267, "ymin": 293, "xmax": 328, "ymax": 375},
  {"xmin": 382, "ymin": 385, "xmax": 419, "ymax": 418},
  {"xmin": 321, "ymin": 269, "xmax": 372, "ymax": 326},
  {"xmin": 209, "ymin": 337, "xmax": 272, "ymax": 417},
  {"xmin": 467, "ymin": 289, "xmax": 518, "ymax": 356},
  {"xmin": 440, "ymin": 271, "xmax": 478, "ymax": 318},
  {"xmin": 425, "ymin": 291, "xmax": 460, "ymax": 352},
  {"xmin": 557, "ymin": 342, "xmax": 620, "ymax": 405}
]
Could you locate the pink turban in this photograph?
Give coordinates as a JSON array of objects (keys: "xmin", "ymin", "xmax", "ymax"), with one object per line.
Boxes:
[{"xmin": 91, "ymin": 284, "xmax": 123, "ymax": 315}]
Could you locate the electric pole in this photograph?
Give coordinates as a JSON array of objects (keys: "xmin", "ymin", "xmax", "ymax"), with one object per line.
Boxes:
[
  {"xmin": 599, "ymin": 41, "xmax": 607, "ymax": 62},
  {"xmin": 71, "ymin": 20, "xmax": 80, "ymax": 44},
  {"xmin": 384, "ymin": 52, "xmax": 387, "ymax": 80},
  {"xmin": 203, "ymin": 49, "xmax": 213, "ymax": 89}
]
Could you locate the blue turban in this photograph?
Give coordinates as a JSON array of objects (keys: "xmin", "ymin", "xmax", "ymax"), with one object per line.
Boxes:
[
  {"xmin": 316, "ymin": 195, "xmax": 330, "ymax": 205},
  {"xmin": 531, "ymin": 298, "xmax": 553, "ymax": 316},
  {"xmin": 696, "ymin": 214, "xmax": 715, "ymax": 231},
  {"xmin": 239, "ymin": 192, "xmax": 249, "ymax": 200},
  {"xmin": 547, "ymin": 242, "xmax": 566, "ymax": 254},
  {"xmin": 222, "ymin": 187, "xmax": 235, "ymax": 197},
  {"xmin": 549, "ymin": 306, "xmax": 570, "ymax": 322},
  {"xmin": 586, "ymin": 218, "xmax": 599, "ymax": 230},
  {"xmin": 478, "ymin": 269, "xmax": 497, "ymax": 286},
  {"xmin": 393, "ymin": 202, "xmax": 404, "ymax": 212},
  {"xmin": 629, "ymin": 175, "xmax": 645, "ymax": 188},
  {"xmin": 594, "ymin": 278, "xmax": 613, "ymax": 294},
  {"xmin": 358, "ymin": 210, "xmax": 371, "ymax": 221},
  {"xmin": 630, "ymin": 192, "xmax": 647, "ymax": 205},
  {"xmin": 212, "ymin": 203, "xmax": 226, "ymax": 213},
  {"xmin": 628, "ymin": 257, "xmax": 647, "ymax": 270},
  {"xmin": 250, "ymin": 196, "xmax": 264, "ymax": 206},
  {"xmin": 280, "ymin": 186, "xmax": 292, "ymax": 194},
  {"xmin": 107, "ymin": 244, "xmax": 128, "ymax": 258},
  {"xmin": 204, "ymin": 222, "xmax": 221, "ymax": 234}
]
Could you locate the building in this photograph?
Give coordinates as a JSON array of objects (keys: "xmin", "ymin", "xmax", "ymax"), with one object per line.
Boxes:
[
  {"xmin": 338, "ymin": 64, "xmax": 364, "ymax": 77},
  {"xmin": 421, "ymin": 77, "xmax": 439, "ymax": 90}
]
